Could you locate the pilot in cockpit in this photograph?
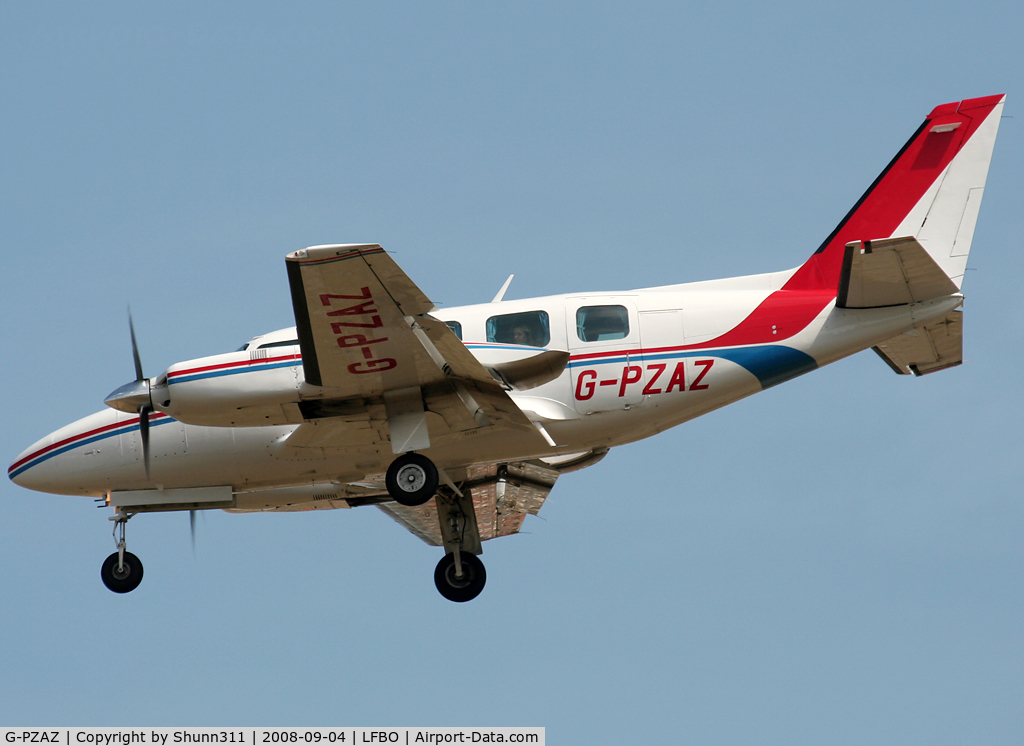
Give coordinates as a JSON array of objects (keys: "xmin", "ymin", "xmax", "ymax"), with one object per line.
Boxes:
[{"xmin": 511, "ymin": 325, "xmax": 532, "ymax": 345}]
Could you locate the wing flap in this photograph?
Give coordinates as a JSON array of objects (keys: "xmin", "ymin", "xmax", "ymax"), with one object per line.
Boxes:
[
  {"xmin": 283, "ymin": 413, "xmax": 381, "ymax": 449},
  {"xmin": 872, "ymin": 310, "xmax": 963, "ymax": 376},
  {"xmin": 837, "ymin": 236, "xmax": 960, "ymax": 308}
]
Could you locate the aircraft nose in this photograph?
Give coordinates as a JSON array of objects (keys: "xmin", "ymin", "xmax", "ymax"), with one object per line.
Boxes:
[
  {"xmin": 8, "ymin": 435, "xmax": 55, "ymax": 491},
  {"xmin": 8, "ymin": 409, "xmax": 127, "ymax": 496}
]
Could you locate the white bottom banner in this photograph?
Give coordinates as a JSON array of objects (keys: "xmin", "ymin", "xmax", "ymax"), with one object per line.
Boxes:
[{"xmin": 1, "ymin": 731, "xmax": 543, "ymax": 746}]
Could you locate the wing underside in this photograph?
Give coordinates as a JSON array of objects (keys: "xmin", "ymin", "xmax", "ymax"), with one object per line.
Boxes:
[{"xmin": 377, "ymin": 461, "xmax": 559, "ymax": 546}]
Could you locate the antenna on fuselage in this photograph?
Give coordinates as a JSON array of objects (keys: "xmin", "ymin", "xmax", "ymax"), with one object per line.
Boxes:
[{"xmin": 492, "ymin": 274, "xmax": 514, "ymax": 303}]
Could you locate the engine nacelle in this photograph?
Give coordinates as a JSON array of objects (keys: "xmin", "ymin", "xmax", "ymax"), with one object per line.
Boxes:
[
  {"xmin": 154, "ymin": 341, "xmax": 569, "ymax": 427},
  {"xmin": 156, "ymin": 349, "xmax": 303, "ymax": 427}
]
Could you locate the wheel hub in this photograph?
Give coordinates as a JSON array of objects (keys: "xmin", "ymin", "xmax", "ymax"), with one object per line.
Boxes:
[
  {"xmin": 445, "ymin": 564, "xmax": 473, "ymax": 589},
  {"xmin": 397, "ymin": 464, "xmax": 426, "ymax": 493}
]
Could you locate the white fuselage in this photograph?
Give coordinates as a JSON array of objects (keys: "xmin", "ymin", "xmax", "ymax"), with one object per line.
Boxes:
[{"xmin": 9, "ymin": 267, "xmax": 961, "ymax": 505}]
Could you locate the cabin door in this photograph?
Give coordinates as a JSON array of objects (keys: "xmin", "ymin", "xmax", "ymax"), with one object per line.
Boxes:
[{"xmin": 566, "ymin": 299, "xmax": 644, "ymax": 414}]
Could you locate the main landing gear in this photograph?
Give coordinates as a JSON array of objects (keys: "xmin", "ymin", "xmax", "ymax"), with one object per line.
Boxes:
[
  {"xmin": 434, "ymin": 551, "xmax": 486, "ymax": 603},
  {"xmin": 101, "ymin": 510, "xmax": 144, "ymax": 593},
  {"xmin": 384, "ymin": 452, "xmax": 487, "ymax": 602},
  {"xmin": 385, "ymin": 452, "xmax": 439, "ymax": 507}
]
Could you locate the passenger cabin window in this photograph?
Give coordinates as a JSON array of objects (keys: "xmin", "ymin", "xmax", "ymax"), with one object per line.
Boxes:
[
  {"xmin": 443, "ymin": 321, "xmax": 463, "ymax": 340},
  {"xmin": 576, "ymin": 305, "xmax": 629, "ymax": 342},
  {"xmin": 487, "ymin": 310, "xmax": 550, "ymax": 347},
  {"xmin": 257, "ymin": 339, "xmax": 299, "ymax": 349}
]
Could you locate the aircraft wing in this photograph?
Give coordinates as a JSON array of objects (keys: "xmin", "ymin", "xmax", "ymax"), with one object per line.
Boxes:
[
  {"xmin": 285, "ymin": 244, "xmax": 546, "ymax": 451},
  {"xmin": 287, "ymin": 243, "xmax": 440, "ymax": 392},
  {"xmin": 377, "ymin": 461, "xmax": 560, "ymax": 546}
]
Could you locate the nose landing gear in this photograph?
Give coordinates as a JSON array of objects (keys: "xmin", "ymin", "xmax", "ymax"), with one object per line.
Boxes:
[
  {"xmin": 101, "ymin": 551, "xmax": 144, "ymax": 593},
  {"xmin": 101, "ymin": 510, "xmax": 144, "ymax": 593}
]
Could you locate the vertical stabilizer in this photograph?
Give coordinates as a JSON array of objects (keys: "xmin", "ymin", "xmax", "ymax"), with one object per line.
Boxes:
[
  {"xmin": 787, "ymin": 94, "xmax": 1005, "ymax": 292},
  {"xmin": 640, "ymin": 96, "xmax": 1004, "ymax": 354}
]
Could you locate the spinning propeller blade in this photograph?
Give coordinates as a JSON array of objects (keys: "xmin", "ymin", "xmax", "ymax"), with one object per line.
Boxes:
[
  {"xmin": 139, "ymin": 403, "xmax": 152, "ymax": 479},
  {"xmin": 129, "ymin": 312, "xmax": 145, "ymax": 383},
  {"xmin": 114, "ymin": 310, "xmax": 153, "ymax": 479}
]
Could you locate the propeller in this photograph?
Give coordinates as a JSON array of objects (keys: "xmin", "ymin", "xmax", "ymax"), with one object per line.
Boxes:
[{"xmin": 104, "ymin": 311, "xmax": 154, "ymax": 478}]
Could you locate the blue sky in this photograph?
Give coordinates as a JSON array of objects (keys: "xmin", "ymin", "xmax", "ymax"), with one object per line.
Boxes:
[{"xmin": 2, "ymin": 2, "xmax": 1021, "ymax": 741}]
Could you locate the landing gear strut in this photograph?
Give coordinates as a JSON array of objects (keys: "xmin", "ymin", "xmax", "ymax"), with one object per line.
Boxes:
[
  {"xmin": 432, "ymin": 482, "xmax": 487, "ymax": 602},
  {"xmin": 385, "ymin": 453, "xmax": 438, "ymax": 506},
  {"xmin": 101, "ymin": 510, "xmax": 144, "ymax": 593}
]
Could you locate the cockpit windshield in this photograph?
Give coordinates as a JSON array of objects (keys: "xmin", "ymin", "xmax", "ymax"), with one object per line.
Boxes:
[
  {"xmin": 238, "ymin": 330, "xmax": 300, "ymax": 352},
  {"xmin": 257, "ymin": 340, "xmax": 299, "ymax": 349}
]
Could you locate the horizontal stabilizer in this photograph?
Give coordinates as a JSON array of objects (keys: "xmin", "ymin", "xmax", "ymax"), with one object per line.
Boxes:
[
  {"xmin": 838, "ymin": 237, "xmax": 960, "ymax": 308},
  {"xmin": 873, "ymin": 310, "xmax": 962, "ymax": 376}
]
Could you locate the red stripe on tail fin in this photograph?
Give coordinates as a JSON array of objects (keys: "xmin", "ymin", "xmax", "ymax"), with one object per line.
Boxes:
[
  {"xmin": 786, "ymin": 94, "xmax": 1004, "ymax": 292},
  {"xmin": 683, "ymin": 95, "xmax": 1004, "ymax": 353}
]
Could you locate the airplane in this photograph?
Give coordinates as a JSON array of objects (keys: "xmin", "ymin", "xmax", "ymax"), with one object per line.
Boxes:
[{"xmin": 8, "ymin": 94, "xmax": 1005, "ymax": 602}]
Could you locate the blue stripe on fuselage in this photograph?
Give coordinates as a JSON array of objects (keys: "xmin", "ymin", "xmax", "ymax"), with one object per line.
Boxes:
[{"xmin": 569, "ymin": 345, "xmax": 818, "ymax": 390}]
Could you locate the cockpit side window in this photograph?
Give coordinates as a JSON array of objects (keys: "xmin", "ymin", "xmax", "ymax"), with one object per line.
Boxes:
[
  {"xmin": 443, "ymin": 321, "xmax": 463, "ymax": 340},
  {"xmin": 576, "ymin": 305, "xmax": 629, "ymax": 342},
  {"xmin": 257, "ymin": 339, "xmax": 299, "ymax": 349},
  {"xmin": 486, "ymin": 310, "xmax": 550, "ymax": 347}
]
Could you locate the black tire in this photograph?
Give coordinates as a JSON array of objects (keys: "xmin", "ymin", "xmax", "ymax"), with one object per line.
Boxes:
[
  {"xmin": 434, "ymin": 551, "xmax": 486, "ymax": 602},
  {"xmin": 385, "ymin": 453, "xmax": 439, "ymax": 507},
  {"xmin": 100, "ymin": 551, "xmax": 144, "ymax": 594}
]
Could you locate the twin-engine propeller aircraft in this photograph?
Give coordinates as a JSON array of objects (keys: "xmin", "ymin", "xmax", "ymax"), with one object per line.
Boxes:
[{"xmin": 9, "ymin": 95, "xmax": 1005, "ymax": 601}]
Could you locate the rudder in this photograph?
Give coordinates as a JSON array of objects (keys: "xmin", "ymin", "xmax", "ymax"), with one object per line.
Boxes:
[{"xmin": 893, "ymin": 96, "xmax": 1004, "ymax": 288}]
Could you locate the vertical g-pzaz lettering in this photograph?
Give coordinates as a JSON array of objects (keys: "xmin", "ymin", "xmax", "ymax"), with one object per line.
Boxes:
[{"xmin": 320, "ymin": 286, "xmax": 397, "ymax": 374}]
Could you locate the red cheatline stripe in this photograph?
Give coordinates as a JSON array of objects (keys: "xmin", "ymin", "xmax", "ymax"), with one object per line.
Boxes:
[
  {"xmin": 9, "ymin": 412, "xmax": 169, "ymax": 472},
  {"xmin": 571, "ymin": 347, "xmax": 644, "ymax": 362},
  {"xmin": 168, "ymin": 352, "xmax": 302, "ymax": 380}
]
